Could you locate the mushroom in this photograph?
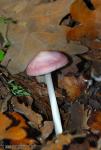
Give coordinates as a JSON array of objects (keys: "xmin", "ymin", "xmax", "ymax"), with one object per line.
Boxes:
[{"xmin": 26, "ymin": 51, "xmax": 68, "ymax": 135}]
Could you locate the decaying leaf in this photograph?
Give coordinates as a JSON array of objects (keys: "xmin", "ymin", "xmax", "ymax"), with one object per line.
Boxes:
[
  {"xmin": 67, "ymin": 0, "xmax": 101, "ymax": 74},
  {"xmin": 0, "ymin": 111, "xmax": 39, "ymax": 149},
  {"xmin": 42, "ymin": 133, "xmax": 99, "ymax": 150},
  {"xmin": 0, "ymin": 0, "xmax": 88, "ymax": 74},
  {"xmin": 0, "ymin": 112, "xmax": 27, "ymax": 140},
  {"xmin": 11, "ymin": 138, "xmax": 37, "ymax": 150},
  {"xmin": 67, "ymin": 0, "xmax": 101, "ymax": 41},
  {"xmin": 69, "ymin": 102, "xmax": 85, "ymax": 132},
  {"xmin": 58, "ymin": 75, "xmax": 86, "ymax": 101},
  {"xmin": 87, "ymin": 111, "xmax": 101, "ymax": 132},
  {"xmin": 12, "ymin": 97, "xmax": 43, "ymax": 128},
  {"xmin": 60, "ymin": 55, "xmax": 82, "ymax": 75},
  {"xmin": 40, "ymin": 121, "xmax": 53, "ymax": 140},
  {"xmin": 42, "ymin": 134, "xmax": 72, "ymax": 150}
]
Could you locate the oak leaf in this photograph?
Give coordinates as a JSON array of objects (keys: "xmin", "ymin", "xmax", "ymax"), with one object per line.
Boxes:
[
  {"xmin": 0, "ymin": 0, "xmax": 88, "ymax": 74},
  {"xmin": 67, "ymin": 0, "xmax": 101, "ymax": 41},
  {"xmin": 0, "ymin": 112, "xmax": 27, "ymax": 140}
]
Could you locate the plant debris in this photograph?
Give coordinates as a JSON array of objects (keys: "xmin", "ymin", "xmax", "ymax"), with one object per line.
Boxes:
[{"xmin": 0, "ymin": 0, "xmax": 101, "ymax": 150}]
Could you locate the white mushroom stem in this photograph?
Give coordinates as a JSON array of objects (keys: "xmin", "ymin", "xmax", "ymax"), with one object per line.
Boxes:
[{"xmin": 45, "ymin": 73, "xmax": 63, "ymax": 135}]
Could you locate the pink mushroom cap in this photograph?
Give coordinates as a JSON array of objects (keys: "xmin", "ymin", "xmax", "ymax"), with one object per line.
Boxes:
[{"xmin": 26, "ymin": 51, "xmax": 68, "ymax": 76}]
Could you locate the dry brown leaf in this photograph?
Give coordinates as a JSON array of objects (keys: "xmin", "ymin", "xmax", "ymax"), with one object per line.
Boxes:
[
  {"xmin": 40, "ymin": 121, "xmax": 53, "ymax": 140},
  {"xmin": 10, "ymin": 138, "xmax": 37, "ymax": 149},
  {"xmin": 82, "ymin": 49, "xmax": 101, "ymax": 63},
  {"xmin": 67, "ymin": 0, "xmax": 101, "ymax": 41},
  {"xmin": 87, "ymin": 111, "xmax": 101, "ymax": 132},
  {"xmin": 60, "ymin": 55, "xmax": 81, "ymax": 75},
  {"xmin": 0, "ymin": 112, "xmax": 27, "ymax": 140},
  {"xmin": 12, "ymin": 97, "xmax": 43, "ymax": 128},
  {"xmin": 42, "ymin": 134, "xmax": 72, "ymax": 150},
  {"xmin": 0, "ymin": 112, "xmax": 38, "ymax": 149},
  {"xmin": 67, "ymin": 0, "xmax": 101, "ymax": 71},
  {"xmin": 11, "ymin": 137, "xmax": 35, "ymax": 145},
  {"xmin": 0, "ymin": 0, "xmax": 88, "ymax": 74},
  {"xmin": 59, "ymin": 75, "xmax": 86, "ymax": 102},
  {"xmin": 66, "ymin": 0, "xmax": 101, "ymax": 77},
  {"xmin": 42, "ymin": 132, "xmax": 99, "ymax": 150},
  {"xmin": 81, "ymin": 49, "xmax": 101, "ymax": 78},
  {"xmin": 69, "ymin": 102, "xmax": 85, "ymax": 132}
]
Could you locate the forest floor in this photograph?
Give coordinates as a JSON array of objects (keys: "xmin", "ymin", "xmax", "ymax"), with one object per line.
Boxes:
[
  {"xmin": 0, "ymin": 0, "xmax": 101, "ymax": 149},
  {"xmin": 0, "ymin": 61, "xmax": 101, "ymax": 150}
]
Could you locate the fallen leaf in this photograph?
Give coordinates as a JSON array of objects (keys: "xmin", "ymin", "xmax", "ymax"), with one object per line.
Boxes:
[
  {"xmin": 42, "ymin": 133, "xmax": 98, "ymax": 150},
  {"xmin": 69, "ymin": 102, "xmax": 85, "ymax": 132},
  {"xmin": 67, "ymin": 0, "xmax": 101, "ymax": 74},
  {"xmin": 40, "ymin": 121, "xmax": 53, "ymax": 140},
  {"xmin": 87, "ymin": 111, "xmax": 101, "ymax": 132},
  {"xmin": 0, "ymin": 111, "xmax": 40, "ymax": 149},
  {"xmin": 67, "ymin": 0, "xmax": 101, "ymax": 41},
  {"xmin": 0, "ymin": 112, "xmax": 27, "ymax": 140},
  {"xmin": 42, "ymin": 134, "xmax": 72, "ymax": 150},
  {"xmin": 0, "ymin": 0, "xmax": 88, "ymax": 74},
  {"xmin": 12, "ymin": 97, "xmax": 43, "ymax": 128},
  {"xmin": 11, "ymin": 137, "xmax": 35, "ymax": 145},
  {"xmin": 58, "ymin": 75, "xmax": 86, "ymax": 101},
  {"xmin": 60, "ymin": 55, "xmax": 81, "ymax": 75}
]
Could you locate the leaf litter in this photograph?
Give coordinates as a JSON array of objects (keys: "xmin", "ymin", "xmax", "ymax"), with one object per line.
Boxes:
[{"xmin": 0, "ymin": 0, "xmax": 101, "ymax": 150}]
